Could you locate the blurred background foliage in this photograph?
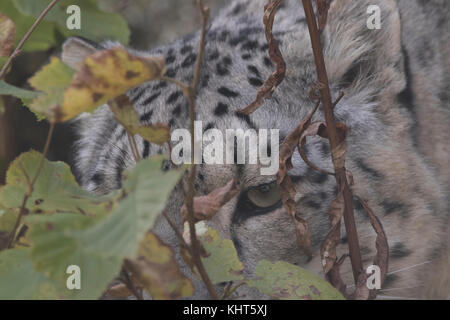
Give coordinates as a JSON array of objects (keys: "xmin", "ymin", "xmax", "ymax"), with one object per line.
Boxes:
[{"xmin": 0, "ymin": 0, "xmax": 226, "ymax": 184}]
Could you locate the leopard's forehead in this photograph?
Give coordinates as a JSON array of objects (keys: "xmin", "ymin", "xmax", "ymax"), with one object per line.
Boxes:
[{"xmin": 129, "ymin": 0, "xmax": 315, "ymax": 136}]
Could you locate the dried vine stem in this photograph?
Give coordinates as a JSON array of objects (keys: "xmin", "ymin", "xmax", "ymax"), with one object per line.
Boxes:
[
  {"xmin": 239, "ymin": 0, "xmax": 286, "ymax": 115},
  {"xmin": 0, "ymin": 0, "xmax": 61, "ymax": 80},
  {"xmin": 300, "ymin": 0, "xmax": 363, "ymax": 282},
  {"xmin": 7, "ymin": 122, "xmax": 55, "ymax": 248},
  {"xmin": 182, "ymin": 0, "xmax": 219, "ymax": 300}
]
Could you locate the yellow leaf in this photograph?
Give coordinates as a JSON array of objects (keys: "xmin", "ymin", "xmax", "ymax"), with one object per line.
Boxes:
[
  {"xmin": 109, "ymin": 95, "xmax": 170, "ymax": 145},
  {"xmin": 126, "ymin": 232, "xmax": 194, "ymax": 300},
  {"xmin": 57, "ymin": 47, "xmax": 165, "ymax": 123}
]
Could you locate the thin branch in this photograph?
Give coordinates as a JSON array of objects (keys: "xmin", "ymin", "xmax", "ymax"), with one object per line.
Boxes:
[
  {"xmin": 301, "ymin": 0, "xmax": 363, "ymax": 283},
  {"xmin": 182, "ymin": 0, "xmax": 219, "ymax": 300},
  {"xmin": 0, "ymin": 0, "xmax": 61, "ymax": 80},
  {"xmin": 7, "ymin": 122, "xmax": 55, "ymax": 248},
  {"xmin": 121, "ymin": 267, "xmax": 144, "ymax": 300},
  {"xmin": 127, "ymin": 132, "xmax": 141, "ymax": 163},
  {"xmin": 220, "ymin": 281, "xmax": 246, "ymax": 300},
  {"xmin": 160, "ymin": 76, "xmax": 190, "ymax": 96},
  {"xmin": 162, "ymin": 210, "xmax": 190, "ymax": 252},
  {"xmin": 332, "ymin": 91, "xmax": 345, "ymax": 110}
]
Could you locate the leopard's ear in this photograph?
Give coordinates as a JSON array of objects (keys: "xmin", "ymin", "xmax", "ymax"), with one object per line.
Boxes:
[
  {"xmin": 323, "ymin": 0, "xmax": 404, "ymax": 93},
  {"xmin": 62, "ymin": 37, "xmax": 102, "ymax": 70}
]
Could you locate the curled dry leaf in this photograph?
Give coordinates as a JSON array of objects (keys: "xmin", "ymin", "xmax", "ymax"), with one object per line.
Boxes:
[
  {"xmin": 329, "ymin": 122, "xmax": 349, "ymax": 170},
  {"xmin": 56, "ymin": 47, "xmax": 165, "ymax": 122},
  {"xmin": 320, "ymin": 188, "xmax": 344, "ymax": 275},
  {"xmin": 239, "ymin": 0, "xmax": 286, "ymax": 115},
  {"xmin": 125, "ymin": 232, "xmax": 194, "ymax": 300},
  {"xmin": 325, "ymin": 254, "xmax": 349, "ymax": 298},
  {"xmin": 181, "ymin": 179, "xmax": 239, "ymax": 223},
  {"xmin": 353, "ymin": 272, "xmax": 370, "ymax": 300},
  {"xmin": 315, "ymin": 0, "xmax": 332, "ymax": 33},
  {"xmin": 106, "ymin": 283, "xmax": 133, "ymax": 299},
  {"xmin": 109, "ymin": 95, "xmax": 170, "ymax": 145},
  {"xmin": 298, "ymin": 121, "xmax": 335, "ymax": 176},
  {"xmin": 278, "ymin": 102, "xmax": 320, "ymax": 186},
  {"xmin": 0, "ymin": 12, "xmax": 15, "ymax": 57},
  {"xmin": 277, "ymin": 102, "xmax": 320, "ymax": 256},
  {"xmin": 356, "ymin": 196, "xmax": 389, "ymax": 300}
]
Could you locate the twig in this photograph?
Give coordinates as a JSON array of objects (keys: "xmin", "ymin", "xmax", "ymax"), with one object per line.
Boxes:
[
  {"xmin": 301, "ymin": 0, "xmax": 363, "ymax": 282},
  {"xmin": 332, "ymin": 91, "xmax": 345, "ymax": 110},
  {"xmin": 162, "ymin": 210, "xmax": 190, "ymax": 251},
  {"xmin": 121, "ymin": 267, "xmax": 144, "ymax": 300},
  {"xmin": 7, "ymin": 122, "xmax": 55, "ymax": 248},
  {"xmin": 160, "ymin": 76, "xmax": 189, "ymax": 96},
  {"xmin": 182, "ymin": 0, "xmax": 219, "ymax": 300},
  {"xmin": 127, "ymin": 132, "xmax": 141, "ymax": 163},
  {"xmin": 220, "ymin": 281, "xmax": 246, "ymax": 300},
  {"xmin": 0, "ymin": 0, "xmax": 61, "ymax": 80}
]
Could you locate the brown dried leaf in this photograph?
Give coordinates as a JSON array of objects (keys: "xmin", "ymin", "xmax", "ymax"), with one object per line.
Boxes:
[
  {"xmin": 107, "ymin": 283, "xmax": 133, "ymax": 299},
  {"xmin": 320, "ymin": 189, "xmax": 344, "ymax": 274},
  {"xmin": 316, "ymin": 122, "xmax": 349, "ymax": 171},
  {"xmin": 181, "ymin": 179, "xmax": 239, "ymax": 223},
  {"xmin": 125, "ymin": 232, "xmax": 194, "ymax": 300},
  {"xmin": 0, "ymin": 13, "xmax": 15, "ymax": 57},
  {"xmin": 109, "ymin": 95, "xmax": 170, "ymax": 145},
  {"xmin": 353, "ymin": 272, "xmax": 370, "ymax": 300},
  {"xmin": 278, "ymin": 102, "xmax": 320, "ymax": 187},
  {"xmin": 239, "ymin": 0, "xmax": 286, "ymax": 115},
  {"xmin": 277, "ymin": 103, "xmax": 320, "ymax": 256},
  {"xmin": 298, "ymin": 121, "xmax": 334, "ymax": 176},
  {"xmin": 356, "ymin": 196, "xmax": 389, "ymax": 299},
  {"xmin": 325, "ymin": 254, "xmax": 349, "ymax": 298},
  {"xmin": 316, "ymin": 0, "xmax": 331, "ymax": 33}
]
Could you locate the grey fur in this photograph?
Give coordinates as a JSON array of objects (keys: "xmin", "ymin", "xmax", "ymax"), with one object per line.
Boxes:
[{"xmin": 64, "ymin": 0, "xmax": 449, "ymax": 299}]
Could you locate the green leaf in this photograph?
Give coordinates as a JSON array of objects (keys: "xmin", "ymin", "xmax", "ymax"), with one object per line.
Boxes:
[
  {"xmin": 27, "ymin": 213, "xmax": 114, "ymax": 299},
  {"xmin": 0, "ymin": 80, "xmax": 40, "ymax": 100},
  {"xmin": 27, "ymin": 57, "xmax": 75, "ymax": 120},
  {"xmin": 0, "ymin": 207, "xmax": 17, "ymax": 232},
  {"xmin": 199, "ymin": 228, "xmax": 244, "ymax": 285},
  {"xmin": 0, "ymin": 1, "xmax": 57, "ymax": 51},
  {"xmin": 0, "ymin": 150, "xmax": 115, "ymax": 216},
  {"xmin": 0, "ymin": 248, "xmax": 58, "ymax": 299},
  {"xmin": 26, "ymin": 156, "xmax": 183, "ymax": 299},
  {"xmin": 248, "ymin": 260, "xmax": 345, "ymax": 300},
  {"xmin": 94, "ymin": 155, "xmax": 183, "ymax": 257},
  {"xmin": 0, "ymin": 80, "xmax": 40, "ymax": 111},
  {"xmin": 13, "ymin": 0, "xmax": 130, "ymax": 45}
]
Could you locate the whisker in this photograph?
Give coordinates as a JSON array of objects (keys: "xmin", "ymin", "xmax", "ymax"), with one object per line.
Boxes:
[
  {"xmin": 387, "ymin": 261, "xmax": 432, "ymax": 276},
  {"xmin": 380, "ymin": 285, "xmax": 424, "ymax": 292}
]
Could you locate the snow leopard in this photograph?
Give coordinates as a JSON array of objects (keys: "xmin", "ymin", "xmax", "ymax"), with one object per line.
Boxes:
[{"xmin": 62, "ymin": 0, "xmax": 450, "ymax": 299}]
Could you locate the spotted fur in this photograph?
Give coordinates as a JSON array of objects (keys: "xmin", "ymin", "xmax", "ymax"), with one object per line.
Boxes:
[{"xmin": 63, "ymin": 0, "xmax": 449, "ymax": 299}]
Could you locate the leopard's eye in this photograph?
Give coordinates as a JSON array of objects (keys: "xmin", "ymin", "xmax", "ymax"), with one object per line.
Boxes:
[{"xmin": 247, "ymin": 182, "xmax": 281, "ymax": 209}]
